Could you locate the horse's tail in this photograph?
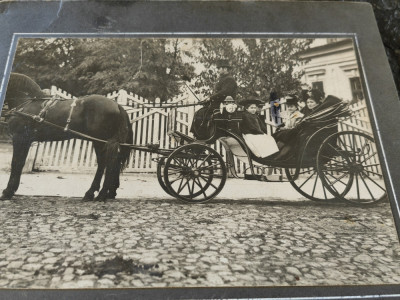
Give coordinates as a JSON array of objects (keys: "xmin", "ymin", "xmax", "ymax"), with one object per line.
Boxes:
[
  {"xmin": 103, "ymin": 105, "xmax": 132, "ymax": 176},
  {"xmin": 117, "ymin": 105, "xmax": 132, "ymax": 172}
]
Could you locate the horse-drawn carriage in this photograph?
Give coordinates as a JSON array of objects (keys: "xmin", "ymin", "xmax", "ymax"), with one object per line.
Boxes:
[
  {"xmin": 1, "ymin": 73, "xmax": 386, "ymax": 205},
  {"xmin": 156, "ymin": 96, "xmax": 387, "ymax": 205}
]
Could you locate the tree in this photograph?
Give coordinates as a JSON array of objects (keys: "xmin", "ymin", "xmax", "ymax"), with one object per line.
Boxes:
[
  {"xmin": 12, "ymin": 38, "xmax": 195, "ymax": 102},
  {"xmin": 193, "ymin": 38, "xmax": 312, "ymax": 101}
]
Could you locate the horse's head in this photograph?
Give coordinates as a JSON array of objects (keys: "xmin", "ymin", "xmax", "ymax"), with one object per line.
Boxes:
[{"xmin": 4, "ymin": 73, "xmax": 46, "ymax": 109}]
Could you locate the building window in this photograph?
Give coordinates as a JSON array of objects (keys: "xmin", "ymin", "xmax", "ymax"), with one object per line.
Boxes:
[
  {"xmin": 312, "ymin": 81, "xmax": 324, "ymax": 93},
  {"xmin": 349, "ymin": 77, "xmax": 364, "ymax": 102}
]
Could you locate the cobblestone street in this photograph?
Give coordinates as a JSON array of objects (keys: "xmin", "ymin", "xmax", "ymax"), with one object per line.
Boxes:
[{"xmin": 0, "ymin": 173, "xmax": 400, "ymax": 289}]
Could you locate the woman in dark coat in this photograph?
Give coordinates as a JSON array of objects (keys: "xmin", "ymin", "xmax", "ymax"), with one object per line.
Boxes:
[
  {"xmin": 272, "ymin": 89, "xmax": 324, "ymax": 161},
  {"xmin": 240, "ymin": 99, "xmax": 279, "ymax": 158}
]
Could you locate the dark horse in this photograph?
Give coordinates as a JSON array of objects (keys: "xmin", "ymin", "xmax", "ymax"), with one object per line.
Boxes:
[{"xmin": 1, "ymin": 73, "xmax": 133, "ymax": 201}]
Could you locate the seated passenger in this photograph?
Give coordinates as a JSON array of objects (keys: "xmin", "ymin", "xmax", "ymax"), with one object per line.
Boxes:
[
  {"xmin": 239, "ymin": 98, "xmax": 279, "ymax": 158},
  {"xmin": 272, "ymin": 89, "xmax": 337, "ymax": 162},
  {"xmin": 279, "ymin": 95, "xmax": 304, "ymax": 130},
  {"xmin": 300, "ymin": 89, "xmax": 324, "ymax": 117}
]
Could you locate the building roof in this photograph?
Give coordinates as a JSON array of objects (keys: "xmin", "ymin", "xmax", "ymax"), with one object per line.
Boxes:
[{"xmin": 298, "ymin": 39, "xmax": 354, "ymax": 60}]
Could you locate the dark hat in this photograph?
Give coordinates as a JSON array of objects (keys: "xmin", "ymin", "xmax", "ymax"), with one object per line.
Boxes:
[
  {"xmin": 307, "ymin": 89, "xmax": 324, "ymax": 102},
  {"xmin": 239, "ymin": 97, "xmax": 264, "ymax": 107},
  {"xmin": 300, "ymin": 89, "xmax": 309, "ymax": 102},
  {"xmin": 224, "ymin": 96, "xmax": 235, "ymax": 103},
  {"xmin": 270, "ymin": 91, "xmax": 279, "ymax": 101},
  {"xmin": 286, "ymin": 95, "xmax": 298, "ymax": 106},
  {"xmin": 216, "ymin": 59, "xmax": 231, "ymax": 69}
]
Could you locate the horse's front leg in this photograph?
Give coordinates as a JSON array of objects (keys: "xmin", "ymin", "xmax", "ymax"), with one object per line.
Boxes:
[
  {"xmin": 1, "ymin": 136, "xmax": 32, "ymax": 200},
  {"xmin": 83, "ymin": 143, "xmax": 106, "ymax": 201}
]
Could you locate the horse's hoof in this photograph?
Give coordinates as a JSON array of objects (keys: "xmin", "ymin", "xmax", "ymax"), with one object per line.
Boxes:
[
  {"xmin": 95, "ymin": 193, "xmax": 107, "ymax": 202},
  {"xmin": 82, "ymin": 192, "xmax": 94, "ymax": 201},
  {"xmin": 106, "ymin": 192, "xmax": 116, "ymax": 200},
  {"xmin": 1, "ymin": 190, "xmax": 13, "ymax": 200}
]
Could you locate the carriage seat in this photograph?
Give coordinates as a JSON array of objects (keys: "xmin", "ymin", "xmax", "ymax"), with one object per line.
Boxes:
[{"xmin": 219, "ymin": 136, "xmax": 265, "ymax": 167}]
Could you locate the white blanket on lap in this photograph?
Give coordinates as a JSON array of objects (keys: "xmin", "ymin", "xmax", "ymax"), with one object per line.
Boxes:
[{"xmin": 243, "ymin": 134, "xmax": 279, "ymax": 158}]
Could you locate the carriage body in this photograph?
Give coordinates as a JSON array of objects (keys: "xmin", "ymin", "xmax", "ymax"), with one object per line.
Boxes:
[{"xmin": 158, "ymin": 97, "xmax": 386, "ymax": 205}]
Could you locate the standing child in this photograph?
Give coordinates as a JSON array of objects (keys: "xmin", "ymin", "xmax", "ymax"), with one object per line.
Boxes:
[{"xmin": 240, "ymin": 99, "xmax": 279, "ymax": 158}]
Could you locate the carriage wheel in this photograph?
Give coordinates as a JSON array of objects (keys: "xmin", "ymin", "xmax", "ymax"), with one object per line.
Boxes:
[
  {"xmin": 164, "ymin": 143, "xmax": 227, "ymax": 203},
  {"xmin": 317, "ymin": 131, "xmax": 387, "ymax": 205},
  {"xmin": 158, "ymin": 157, "xmax": 212, "ymax": 198},
  {"xmin": 285, "ymin": 167, "xmax": 347, "ymax": 202},
  {"xmin": 157, "ymin": 158, "xmax": 172, "ymax": 196}
]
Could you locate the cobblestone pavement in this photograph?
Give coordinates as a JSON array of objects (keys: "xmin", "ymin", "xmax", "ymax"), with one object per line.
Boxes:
[{"xmin": 0, "ymin": 179, "xmax": 400, "ymax": 289}]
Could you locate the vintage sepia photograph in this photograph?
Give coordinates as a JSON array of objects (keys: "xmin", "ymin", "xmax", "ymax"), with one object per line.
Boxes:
[{"xmin": 0, "ymin": 37, "xmax": 398, "ymax": 289}]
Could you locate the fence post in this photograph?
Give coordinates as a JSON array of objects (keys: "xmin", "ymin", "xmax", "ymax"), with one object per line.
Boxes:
[
  {"xmin": 23, "ymin": 142, "xmax": 39, "ymax": 173},
  {"xmin": 117, "ymin": 89, "xmax": 128, "ymax": 105}
]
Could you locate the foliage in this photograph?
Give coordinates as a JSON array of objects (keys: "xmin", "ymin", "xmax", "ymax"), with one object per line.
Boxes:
[
  {"xmin": 12, "ymin": 37, "xmax": 311, "ymax": 102},
  {"xmin": 13, "ymin": 38, "xmax": 195, "ymax": 102},
  {"xmin": 193, "ymin": 38, "xmax": 312, "ymax": 102}
]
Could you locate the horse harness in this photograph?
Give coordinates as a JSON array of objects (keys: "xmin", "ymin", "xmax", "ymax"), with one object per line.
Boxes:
[{"xmin": 3, "ymin": 96, "xmax": 79, "ymax": 132}]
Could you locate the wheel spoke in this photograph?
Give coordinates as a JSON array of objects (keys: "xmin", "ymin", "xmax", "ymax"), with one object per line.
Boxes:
[
  {"xmin": 321, "ymin": 155, "xmax": 347, "ymax": 165},
  {"xmin": 361, "ymin": 170, "xmax": 386, "ymax": 192},
  {"xmin": 326, "ymin": 171, "xmax": 349, "ymax": 186},
  {"xmin": 187, "ymin": 178, "xmax": 194, "ymax": 197},
  {"xmin": 168, "ymin": 164, "xmax": 184, "ymax": 171},
  {"xmin": 176, "ymin": 177, "xmax": 185, "ymax": 193},
  {"xmin": 324, "ymin": 166, "xmax": 349, "ymax": 172},
  {"xmin": 362, "ymin": 169, "xmax": 383, "ymax": 178},
  {"xmin": 168, "ymin": 170, "xmax": 183, "ymax": 176},
  {"xmin": 355, "ymin": 173, "xmax": 360, "ymax": 200},
  {"xmin": 298, "ymin": 169, "xmax": 316, "ymax": 176},
  {"xmin": 362, "ymin": 163, "xmax": 381, "ymax": 168},
  {"xmin": 198, "ymin": 153, "xmax": 211, "ymax": 169},
  {"xmin": 177, "ymin": 178, "xmax": 190, "ymax": 194},
  {"xmin": 359, "ymin": 172, "xmax": 376, "ymax": 201},
  {"xmin": 170, "ymin": 175, "xmax": 184, "ymax": 184},
  {"xmin": 359, "ymin": 151, "xmax": 378, "ymax": 164},
  {"xmin": 357, "ymin": 138, "xmax": 370, "ymax": 157},
  {"xmin": 327, "ymin": 142, "xmax": 346, "ymax": 158},
  {"xmin": 311, "ymin": 172, "xmax": 318, "ymax": 197},
  {"xmin": 174, "ymin": 158, "xmax": 186, "ymax": 167},
  {"xmin": 322, "ymin": 173, "xmax": 340, "ymax": 195},
  {"xmin": 195, "ymin": 177, "xmax": 208, "ymax": 199},
  {"xmin": 198, "ymin": 162, "xmax": 223, "ymax": 171},
  {"xmin": 191, "ymin": 178, "xmax": 196, "ymax": 197},
  {"xmin": 338, "ymin": 137, "xmax": 351, "ymax": 152},
  {"xmin": 298, "ymin": 170, "xmax": 317, "ymax": 189},
  {"xmin": 200, "ymin": 174, "xmax": 218, "ymax": 190},
  {"xmin": 322, "ymin": 183, "xmax": 328, "ymax": 199}
]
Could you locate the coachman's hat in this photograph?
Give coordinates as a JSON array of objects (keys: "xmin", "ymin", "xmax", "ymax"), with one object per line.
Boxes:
[{"xmin": 216, "ymin": 59, "xmax": 231, "ymax": 69}]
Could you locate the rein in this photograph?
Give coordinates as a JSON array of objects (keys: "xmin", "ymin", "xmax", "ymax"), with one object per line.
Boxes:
[
  {"xmin": 7, "ymin": 96, "xmax": 208, "ymax": 109},
  {"xmin": 11, "ymin": 110, "xmax": 171, "ymax": 154}
]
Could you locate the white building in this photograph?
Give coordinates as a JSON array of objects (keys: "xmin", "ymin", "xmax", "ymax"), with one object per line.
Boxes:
[{"xmin": 298, "ymin": 38, "xmax": 364, "ymax": 103}]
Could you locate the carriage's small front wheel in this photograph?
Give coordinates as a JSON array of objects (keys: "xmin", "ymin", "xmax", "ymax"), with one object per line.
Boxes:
[
  {"xmin": 317, "ymin": 131, "xmax": 387, "ymax": 205},
  {"xmin": 164, "ymin": 143, "xmax": 227, "ymax": 203}
]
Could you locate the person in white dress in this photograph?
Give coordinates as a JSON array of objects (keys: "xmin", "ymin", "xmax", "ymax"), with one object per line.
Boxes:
[{"xmin": 239, "ymin": 99, "xmax": 279, "ymax": 158}]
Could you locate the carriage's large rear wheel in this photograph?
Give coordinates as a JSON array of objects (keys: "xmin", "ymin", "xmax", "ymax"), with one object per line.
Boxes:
[
  {"xmin": 164, "ymin": 143, "xmax": 227, "ymax": 203},
  {"xmin": 285, "ymin": 167, "xmax": 350, "ymax": 202},
  {"xmin": 317, "ymin": 131, "xmax": 387, "ymax": 205}
]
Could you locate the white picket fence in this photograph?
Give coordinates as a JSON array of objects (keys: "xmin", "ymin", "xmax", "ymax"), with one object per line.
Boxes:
[
  {"xmin": 28, "ymin": 87, "xmax": 201, "ymax": 173},
  {"xmin": 26, "ymin": 87, "xmax": 374, "ymax": 174}
]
